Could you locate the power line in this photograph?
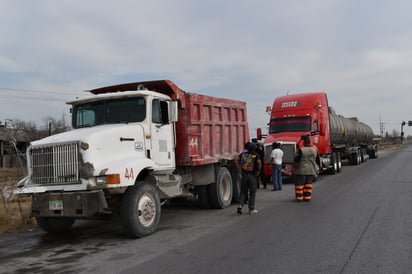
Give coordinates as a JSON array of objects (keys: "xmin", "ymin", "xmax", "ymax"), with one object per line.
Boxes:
[
  {"xmin": 0, "ymin": 94, "xmax": 70, "ymax": 102},
  {"xmin": 0, "ymin": 87, "xmax": 79, "ymax": 96}
]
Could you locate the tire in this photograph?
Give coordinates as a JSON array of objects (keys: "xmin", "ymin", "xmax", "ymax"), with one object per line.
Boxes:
[
  {"xmin": 208, "ymin": 166, "xmax": 233, "ymax": 209},
  {"xmin": 196, "ymin": 185, "xmax": 211, "ymax": 209},
  {"xmin": 356, "ymin": 150, "xmax": 361, "ymax": 165},
  {"xmin": 330, "ymin": 152, "xmax": 337, "ymax": 174},
  {"xmin": 337, "ymin": 152, "xmax": 342, "ymax": 173},
  {"xmin": 35, "ymin": 217, "xmax": 75, "ymax": 233},
  {"xmin": 120, "ymin": 183, "xmax": 161, "ymax": 238},
  {"xmin": 361, "ymin": 149, "xmax": 367, "ymax": 163}
]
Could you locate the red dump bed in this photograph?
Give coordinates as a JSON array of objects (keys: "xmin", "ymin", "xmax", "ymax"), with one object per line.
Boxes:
[{"xmin": 89, "ymin": 80, "xmax": 250, "ymax": 167}]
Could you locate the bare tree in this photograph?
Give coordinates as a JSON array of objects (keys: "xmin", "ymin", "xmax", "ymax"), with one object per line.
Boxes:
[
  {"xmin": 41, "ymin": 114, "xmax": 71, "ymax": 136},
  {"xmin": 9, "ymin": 119, "xmax": 40, "ymax": 141}
]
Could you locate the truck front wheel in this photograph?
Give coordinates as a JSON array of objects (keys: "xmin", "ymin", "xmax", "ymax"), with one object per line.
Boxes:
[
  {"xmin": 120, "ymin": 183, "xmax": 161, "ymax": 238},
  {"xmin": 35, "ymin": 217, "xmax": 75, "ymax": 233},
  {"xmin": 208, "ymin": 166, "xmax": 233, "ymax": 209}
]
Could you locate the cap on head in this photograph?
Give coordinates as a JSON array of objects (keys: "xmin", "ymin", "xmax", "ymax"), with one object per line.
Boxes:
[{"xmin": 248, "ymin": 142, "xmax": 257, "ymax": 151}]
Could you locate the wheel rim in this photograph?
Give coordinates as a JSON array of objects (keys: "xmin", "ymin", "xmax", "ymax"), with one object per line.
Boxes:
[
  {"xmin": 219, "ymin": 173, "xmax": 231, "ymax": 202},
  {"xmin": 138, "ymin": 194, "xmax": 156, "ymax": 227}
]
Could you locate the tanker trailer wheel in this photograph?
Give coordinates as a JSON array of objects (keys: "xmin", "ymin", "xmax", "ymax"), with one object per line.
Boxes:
[
  {"xmin": 330, "ymin": 152, "xmax": 338, "ymax": 174},
  {"xmin": 120, "ymin": 183, "xmax": 161, "ymax": 238},
  {"xmin": 361, "ymin": 149, "xmax": 368, "ymax": 163},
  {"xmin": 356, "ymin": 150, "xmax": 362, "ymax": 165},
  {"xmin": 208, "ymin": 166, "xmax": 233, "ymax": 209},
  {"xmin": 35, "ymin": 217, "xmax": 75, "ymax": 233},
  {"xmin": 337, "ymin": 152, "xmax": 342, "ymax": 173}
]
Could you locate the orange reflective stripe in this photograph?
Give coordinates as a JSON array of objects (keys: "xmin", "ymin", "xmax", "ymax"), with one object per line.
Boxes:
[
  {"xmin": 295, "ymin": 185, "xmax": 304, "ymax": 190},
  {"xmin": 303, "ymin": 189, "xmax": 312, "ymax": 194},
  {"xmin": 303, "ymin": 197, "xmax": 311, "ymax": 201},
  {"xmin": 295, "ymin": 190, "xmax": 304, "ymax": 194},
  {"xmin": 304, "ymin": 184, "xmax": 312, "ymax": 188}
]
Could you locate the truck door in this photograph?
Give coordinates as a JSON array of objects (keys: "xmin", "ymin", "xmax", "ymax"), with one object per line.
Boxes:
[{"xmin": 150, "ymin": 99, "xmax": 175, "ymax": 167}]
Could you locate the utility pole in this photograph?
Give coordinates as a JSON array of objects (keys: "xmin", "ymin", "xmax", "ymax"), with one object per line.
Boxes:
[
  {"xmin": 401, "ymin": 121, "xmax": 406, "ymax": 144},
  {"xmin": 379, "ymin": 115, "xmax": 385, "ymax": 137}
]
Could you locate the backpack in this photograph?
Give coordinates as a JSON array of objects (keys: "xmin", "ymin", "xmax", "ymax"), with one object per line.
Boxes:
[{"xmin": 240, "ymin": 152, "xmax": 257, "ymax": 173}]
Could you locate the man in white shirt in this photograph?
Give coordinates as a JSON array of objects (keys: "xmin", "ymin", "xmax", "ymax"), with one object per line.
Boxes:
[{"xmin": 270, "ymin": 142, "xmax": 284, "ymax": 191}]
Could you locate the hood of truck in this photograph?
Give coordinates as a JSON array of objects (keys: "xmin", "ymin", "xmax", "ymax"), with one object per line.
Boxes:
[
  {"xmin": 17, "ymin": 123, "xmax": 157, "ymax": 194},
  {"xmin": 31, "ymin": 125, "xmax": 133, "ymax": 146},
  {"xmin": 29, "ymin": 123, "xmax": 147, "ymax": 178},
  {"xmin": 265, "ymin": 132, "xmax": 303, "ymax": 145}
]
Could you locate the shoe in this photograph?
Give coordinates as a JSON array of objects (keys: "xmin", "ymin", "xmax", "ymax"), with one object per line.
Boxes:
[
  {"xmin": 263, "ymin": 185, "xmax": 267, "ymax": 189},
  {"xmin": 237, "ymin": 206, "xmax": 242, "ymax": 215},
  {"xmin": 249, "ymin": 209, "xmax": 258, "ymax": 215},
  {"xmin": 271, "ymin": 189, "xmax": 277, "ymax": 191}
]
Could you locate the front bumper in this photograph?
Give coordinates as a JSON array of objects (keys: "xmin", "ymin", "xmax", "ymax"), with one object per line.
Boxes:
[{"xmin": 31, "ymin": 190, "xmax": 108, "ymax": 218}]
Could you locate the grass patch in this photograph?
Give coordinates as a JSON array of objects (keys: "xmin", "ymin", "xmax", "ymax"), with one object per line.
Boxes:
[
  {"xmin": 0, "ymin": 198, "xmax": 36, "ymax": 234},
  {"xmin": 0, "ymin": 168, "xmax": 37, "ymax": 234}
]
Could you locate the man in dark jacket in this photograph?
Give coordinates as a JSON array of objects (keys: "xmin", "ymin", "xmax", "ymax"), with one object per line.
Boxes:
[{"xmin": 234, "ymin": 142, "xmax": 262, "ymax": 214}]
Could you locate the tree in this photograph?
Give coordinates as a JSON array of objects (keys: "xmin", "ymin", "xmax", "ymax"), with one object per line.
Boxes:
[
  {"xmin": 41, "ymin": 114, "xmax": 71, "ymax": 136},
  {"xmin": 8, "ymin": 114, "xmax": 71, "ymax": 142},
  {"xmin": 9, "ymin": 119, "xmax": 40, "ymax": 141}
]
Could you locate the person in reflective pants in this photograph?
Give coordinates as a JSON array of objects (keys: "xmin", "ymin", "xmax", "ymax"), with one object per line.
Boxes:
[{"xmin": 294, "ymin": 137, "xmax": 319, "ymax": 202}]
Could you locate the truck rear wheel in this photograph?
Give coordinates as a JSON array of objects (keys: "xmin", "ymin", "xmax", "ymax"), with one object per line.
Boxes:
[
  {"xmin": 120, "ymin": 183, "xmax": 161, "ymax": 238},
  {"xmin": 208, "ymin": 166, "xmax": 233, "ymax": 209},
  {"xmin": 35, "ymin": 217, "xmax": 75, "ymax": 233}
]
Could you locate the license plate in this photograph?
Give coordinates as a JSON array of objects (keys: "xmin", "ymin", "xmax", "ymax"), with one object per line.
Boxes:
[{"xmin": 49, "ymin": 200, "xmax": 63, "ymax": 210}]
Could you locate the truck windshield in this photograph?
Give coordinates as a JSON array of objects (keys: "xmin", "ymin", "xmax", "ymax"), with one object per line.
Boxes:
[
  {"xmin": 269, "ymin": 117, "xmax": 311, "ymax": 133},
  {"xmin": 72, "ymin": 97, "xmax": 146, "ymax": 128}
]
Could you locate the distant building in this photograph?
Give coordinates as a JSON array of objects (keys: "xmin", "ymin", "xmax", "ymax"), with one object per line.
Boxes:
[{"xmin": 0, "ymin": 126, "xmax": 30, "ymax": 168}]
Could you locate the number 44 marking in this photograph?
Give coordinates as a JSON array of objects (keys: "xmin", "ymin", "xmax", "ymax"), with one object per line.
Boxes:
[{"xmin": 125, "ymin": 168, "xmax": 134, "ymax": 180}]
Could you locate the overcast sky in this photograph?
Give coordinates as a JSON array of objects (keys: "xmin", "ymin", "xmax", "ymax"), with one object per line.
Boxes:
[{"xmin": 1, "ymin": 0, "xmax": 412, "ymax": 136}]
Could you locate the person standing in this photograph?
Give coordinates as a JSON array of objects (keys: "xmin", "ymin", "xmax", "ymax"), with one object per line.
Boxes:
[
  {"xmin": 234, "ymin": 142, "xmax": 261, "ymax": 215},
  {"xmin": 294, "ymin": 137, "xmax": 319, "ymax": 202},
  {"xmin": 255, "ymin": 142, "xmax": 266, "ymax": 189},
  {"xmin": 270, "ymin": 142, "xmax": 284, "ymax": 191}
]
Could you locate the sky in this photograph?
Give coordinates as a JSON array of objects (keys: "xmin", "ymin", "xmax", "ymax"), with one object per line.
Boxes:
[{"xmin": 1, "ymin": 0, "xmax": 412, "ymax": 137}]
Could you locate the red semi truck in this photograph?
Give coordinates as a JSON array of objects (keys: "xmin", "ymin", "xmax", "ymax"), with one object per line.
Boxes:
[
  {"xmin": 16, "ymin": 80, "xmax": 249, "ymax": 237},
  {"xmin": 259, "ymin": 92, "xmax": 377, "ymax": 178}
]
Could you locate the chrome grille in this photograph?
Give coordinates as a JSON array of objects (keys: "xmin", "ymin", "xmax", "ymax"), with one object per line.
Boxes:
[
  {"xmin": 264, "ymin": 143, "xmax": 296, "ymax": 164},
  {"xmin": 29, "ymin": 142, "xmax": 80, "ymax": 185}
]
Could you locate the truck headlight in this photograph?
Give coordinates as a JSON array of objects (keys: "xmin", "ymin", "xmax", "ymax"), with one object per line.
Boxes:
[
  {"xmin": 80, "ymin": 142, "xmax": 89, "ymax": 150},
  {"xmin": 96, "ymin": 174, "xmax": 120, "ymax": 185}
]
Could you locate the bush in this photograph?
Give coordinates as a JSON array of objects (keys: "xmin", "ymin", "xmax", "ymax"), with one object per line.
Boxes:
[{"xmin": 0, "ymin": 168, "xmax": 36, "ymax": 234}]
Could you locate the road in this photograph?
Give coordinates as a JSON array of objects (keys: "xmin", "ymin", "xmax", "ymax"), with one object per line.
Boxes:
[{"xmin": 1, "ymin": 146, "xmax": 412, "ymax": 274}]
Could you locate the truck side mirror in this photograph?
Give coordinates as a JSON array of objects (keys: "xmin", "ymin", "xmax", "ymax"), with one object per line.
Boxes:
[
  {"xmin": 169, "ymin": 101, "xmax": 178, "ymax": 123},
  {"xmin": 257, "ymin": 128, "xmax": 262, "ymax": 140}
]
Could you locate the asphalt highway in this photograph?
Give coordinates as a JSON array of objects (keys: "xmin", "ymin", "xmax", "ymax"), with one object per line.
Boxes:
[{"xmin": 1, "ymin": 145, "xmax": 411, "ymax": 274}]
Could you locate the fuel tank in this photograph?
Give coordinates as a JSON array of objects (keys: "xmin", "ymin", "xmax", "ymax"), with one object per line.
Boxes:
[{"xmin": 329, "ymin": 107, "xmax": 374, "ymax": 146}]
